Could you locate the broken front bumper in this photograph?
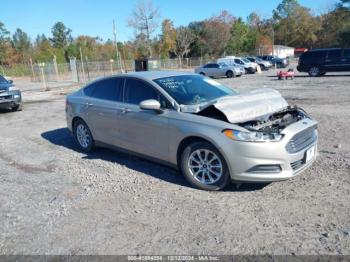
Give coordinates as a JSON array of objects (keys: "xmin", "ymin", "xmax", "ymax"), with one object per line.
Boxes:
[{"xmin": 220, "ymin": 118, "xmax": 318, "ymax": 182}]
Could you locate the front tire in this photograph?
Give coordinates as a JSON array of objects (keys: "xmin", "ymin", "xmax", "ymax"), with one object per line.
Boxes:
[
  {"xmin": 180, "ymin": 141, "xmax": 230, "ymax": 191},
  {"xmin": 73, "ymin": 119, "xmax": 95, "ymax": 153},
  {"xmin": 226, "ymin": 70, "xmax": 234, "ymax": 78},
  {"xmin": 309, "ymin": 66, "xmax": 320, "ymax": 77}
]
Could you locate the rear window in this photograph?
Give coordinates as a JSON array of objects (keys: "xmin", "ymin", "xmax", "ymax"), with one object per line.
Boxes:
[
  {"xmin": 84, "ymin": 77, "xmax": 123, "ymax": 102},
  {"xmin": 301, "ymin": 51, "xmax": 326, "ymax": 61},
  {"xmin": 343, "ymin": 49, "xmax": 350, "ymax": 58}
]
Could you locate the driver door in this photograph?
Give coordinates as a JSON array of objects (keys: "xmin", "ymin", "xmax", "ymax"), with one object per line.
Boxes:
[{"xmin": 117, "ymin": 77, "xmax": 172, "ymax": 161}]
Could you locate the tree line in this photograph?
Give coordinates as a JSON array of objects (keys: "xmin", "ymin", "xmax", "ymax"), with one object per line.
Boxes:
[{"xmin": 0, "ymin": 0, "xmax": 349, "ymax": 67}]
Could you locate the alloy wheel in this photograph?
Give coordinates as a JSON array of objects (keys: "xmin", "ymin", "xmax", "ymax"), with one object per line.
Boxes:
[
  {"xmin": 76, "ymin": 124, "xmax": 90, "ymax": 148},
  {"xmin": 188, "ymin": 149, "xmax": 223, "ymax": 185}
]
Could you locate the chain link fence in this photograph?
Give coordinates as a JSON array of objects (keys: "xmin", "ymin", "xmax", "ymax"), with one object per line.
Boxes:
[{"xmin": 2, "ymin": 57, "xmax": 215, "ymax": 86}]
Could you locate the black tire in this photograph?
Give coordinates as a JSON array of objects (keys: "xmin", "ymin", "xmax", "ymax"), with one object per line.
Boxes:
[
  {"xmin": 308, "ymin": 66, "xmax": 320, "ymax": 77},
  {"xmin": 73, "ymin": 119, "xmax": 95, "ymax": 153},
  {"xmin": 180, "ymin": 141, "xmax": 231, "ymax": 191},
  {"xmin": 245, "ymin": 68, "xmax": 249, "ymax": 74},
  {"xmin": 199, "ymin": 72, "xmax": 205, "ymax": 76},
  {"xmin": 11, "ymin": 105, "xmax": 21, "ymax": 111},
  {"xmin": 226, "ymin": 70, "xmax": 233, "ymax": 78}
]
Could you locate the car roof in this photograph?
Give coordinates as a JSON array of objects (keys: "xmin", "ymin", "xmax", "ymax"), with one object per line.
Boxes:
[
  {"xmin": 125, "ymin": 70, "xmax": 195, "ymax": 81},
  {"xmin": 309, "ymin": 48, "xmax": 342, "ymax": 52}
]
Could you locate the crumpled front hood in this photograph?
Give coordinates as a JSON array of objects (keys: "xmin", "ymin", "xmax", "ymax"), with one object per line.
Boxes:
[
  {"xmin": 213, "ymin": 88, "xmax": 288, "ymax": 123},
  {"xmin": 181, "ymin": 88, "xmax": 288, "ymax": 123}
]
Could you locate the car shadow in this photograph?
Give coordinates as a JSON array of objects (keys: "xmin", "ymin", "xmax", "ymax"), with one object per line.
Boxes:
[{"xmin": 41, "ymin": 127, "xmax": 268, "ymax": 192}]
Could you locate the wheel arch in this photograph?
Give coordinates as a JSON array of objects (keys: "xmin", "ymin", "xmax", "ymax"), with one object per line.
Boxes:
[{"xmin": 176, "ymin": 135, "xmax": 224, "ymax": 168}]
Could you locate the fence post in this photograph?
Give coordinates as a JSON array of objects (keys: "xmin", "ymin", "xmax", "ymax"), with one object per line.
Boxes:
[
  {"xmin": 69, "ymin": 58, "xmax": 78, "ymax": 83},
  {"xmin": 53, "ymin": 55, "xmax": 59, "ymax": 82},
  {"xmin": 38, "ymin": 63, "xmax": 49, "ymax": 91},
  {"xmin": 110, "ymin": 59, "xmax": 114, "ymax": 75}
]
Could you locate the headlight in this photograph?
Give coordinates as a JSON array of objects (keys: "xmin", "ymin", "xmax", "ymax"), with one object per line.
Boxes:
[
  {"xmin": 8, "ymin": 86, "xmax": 19, "ymax": 91},
  {"xmin": 223, "ymin": 129, "xmax": 283, "ymax": 142}
]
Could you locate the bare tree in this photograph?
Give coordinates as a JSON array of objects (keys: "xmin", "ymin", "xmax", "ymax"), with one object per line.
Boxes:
[
  {"xmin": 174, "ymin": 26, "xmax": 195, "ymax": 66},
  {"xmin": 128, "ymin": 0, "xmax": 160, "ymax": 58}
]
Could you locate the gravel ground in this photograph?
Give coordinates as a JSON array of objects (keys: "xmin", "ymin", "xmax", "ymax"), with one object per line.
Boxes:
[{"xmin": 0, "ymin": 70, "xmax": 349, "ymax": 255}]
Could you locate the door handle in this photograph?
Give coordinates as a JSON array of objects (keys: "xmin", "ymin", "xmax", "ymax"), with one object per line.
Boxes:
[
  {"xmin": 121, "ymin": 107, "xmax": 132, "ymax": 114},
  {"xmin": 86, "ymin": 102, "xmax": 93, "ymax": 107}
]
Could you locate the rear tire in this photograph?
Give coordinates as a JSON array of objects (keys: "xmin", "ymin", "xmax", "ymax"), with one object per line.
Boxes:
[
  {"xmin": 226, "ymin": 70, "xmax": 233, "ymax": 78},
  {"xmin": 73, "ymin": 119, "xmax": 95, "ymax": 153},
  {"xmin": 180, "ymin": 141, "xmax": 230, "ymax": 191},
  {"xmin": 308, "ymin": 66, "xmax": 320, "ymax": 77},
  {"xmin": 199, "ymin": 72, "xmax": 205, "ymax": 76}
]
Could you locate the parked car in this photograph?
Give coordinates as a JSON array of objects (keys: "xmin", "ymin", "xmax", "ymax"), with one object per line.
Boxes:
[
  {"xmin": 0, "ymin": 75, "xmax": 22, "ymax": 111},
  {"xmin": 297, "ymin": 48, "xmax": 350, "ymax": 76},
  {"xmin": 195, "ymin": 63, "xmax": 243, "ymax": 78},
  {"xmin": 246, "ymin": 56, "xmax": 272, "ymax": 70},
  {"xmin": 66, "ymin": 71, "xmax": 318, "ymax": 191},
  {"xmin": 258, "ymin": 55, "xmax": 289, "ymax": 68},
  {"xmin": 217, "ymin": 56, "xmax": 256, "ymax": 74}
]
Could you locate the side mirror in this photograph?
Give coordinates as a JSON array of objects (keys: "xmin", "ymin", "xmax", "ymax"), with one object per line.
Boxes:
[
  {"xmin": 8, "ymin": 80, "xmax": 13, "ymax": 84},
  {"xmin": 139, "ymin": 99, "xmax": 161, "ymax": 112}
]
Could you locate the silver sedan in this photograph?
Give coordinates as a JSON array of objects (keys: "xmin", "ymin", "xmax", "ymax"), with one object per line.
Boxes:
[
  {"xmin": 195, "ymin": 63, "xmax": 243, "ymax": 78},
  {"xmin": 66, "ymin": 71, "xmax": 318, "ymax": 190}
]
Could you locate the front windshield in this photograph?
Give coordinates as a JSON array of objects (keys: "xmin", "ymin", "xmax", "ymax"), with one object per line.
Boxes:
[
  {"xmin": 242, "ymin": 58, "xmax": 250, "ymax": 63},
  {"xmin": 0, "ymin": 75, "xmax": 8, "ymax": 84},
  {"xmin": 154, "ymin": 75, "xmax": 236, "ymax": 105}
]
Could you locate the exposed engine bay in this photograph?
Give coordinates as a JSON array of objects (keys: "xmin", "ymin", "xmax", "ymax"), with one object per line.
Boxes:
[
  {"xmin": 190, "ymin": 88, "xmax": 309, "ymax": 134},
  {"xmin": 239, "ymin": 106, "xmax": 308, "ymax": 133}
]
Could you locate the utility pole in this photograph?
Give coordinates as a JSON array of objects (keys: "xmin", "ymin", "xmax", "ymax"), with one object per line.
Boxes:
[
  {"xmin": 272, "ymin": 27, "xmax": 275, "ymax": 57},
  {"xmin": 113, "ymin": 20, "xmax": 124, "ymax": 73}
]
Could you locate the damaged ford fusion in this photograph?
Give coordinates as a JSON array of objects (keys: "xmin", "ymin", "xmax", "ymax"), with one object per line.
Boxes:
[{"xmin": 66, "ymin": 71, "xmax": 318, "ymax": 191}]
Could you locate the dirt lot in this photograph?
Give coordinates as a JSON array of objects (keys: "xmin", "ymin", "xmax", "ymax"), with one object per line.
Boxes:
[{"xmin": 0, "ymin": 70, "xmax": 349, "ymax": 255}]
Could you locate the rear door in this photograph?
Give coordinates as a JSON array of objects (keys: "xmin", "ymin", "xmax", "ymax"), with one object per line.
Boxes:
[
  {"xmin": 117, "ymin": 77, "xmax": 171, "ymax": 161},
  {"xmin": 203, "ymin": 63, "xmax": 216, "ymax": 76},
  {"xmin": 324, "ymin": 49, "xmax": 343, "ymax": 71},
  {"xmin": 85, "ymin": 77, "xmax": 124, "ymax": 146}
]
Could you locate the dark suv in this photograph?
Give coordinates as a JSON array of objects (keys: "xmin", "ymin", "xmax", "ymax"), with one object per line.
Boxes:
[{"xmin": 297, "ymin": 48, "xmax": 350, "ymax": 76}]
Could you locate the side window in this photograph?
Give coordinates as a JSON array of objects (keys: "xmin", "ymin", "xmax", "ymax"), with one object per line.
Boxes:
[
  {"xmin": 83, "ymin": 83, "xmax": 95, "ymax": 96},
  {"xmin": 89, "ymin": 78, "xmax": 123, "ymax": 102},
  {"xmin": 203, "ymin": 64, "xmax": 211, "ymax": 68},
  {"xmin": 213, "ymin": 64, "xmax": 219, "ymax": 68},
  {"xmin": 234, "ymin": 59, "xmax": 243, "ymax": 64},
  {"xmin": 327, "ymin": 50, "xmax": 342, "ymax": 60},
  {"xmin": 124, "ymin": 78, "xmax": 171, "ymax": 108}
]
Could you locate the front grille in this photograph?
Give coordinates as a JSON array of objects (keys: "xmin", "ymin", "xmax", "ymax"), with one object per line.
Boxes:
[
  {"xmin": 0, "ymin": 95, "xmax": 12, "ymax": 100},
  {"xmin": 290, "ymin": 159, "xmax": 304, "ymax": 171},
  {"xmin": 286, "ymin": 126, "xmax": 317, "ymax": 154}
]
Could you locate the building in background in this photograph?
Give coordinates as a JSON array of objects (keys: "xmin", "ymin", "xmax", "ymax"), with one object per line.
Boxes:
[{"xmin": 271, "ymin": 45, "xmax": 295, "ymax": 58}]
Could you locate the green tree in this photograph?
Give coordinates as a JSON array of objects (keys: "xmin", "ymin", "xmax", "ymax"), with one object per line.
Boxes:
[
  {"xmin": 50, "ymin": 22, "xmax": 72, "ymax": 49},
  {"xmin": 0, "ymin": 22, "xmax": 10, "ymax": 64},
  {"xmin": 226, "ymin": 18, "xmax": 256, "ymax": 55},
  {"xmin": 12, "ymin": 28, "xmax": 31, "ymax": 61},
  {"xmin": 273, "ymin": 0, "xmax": 320, "ymax": 47}
]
